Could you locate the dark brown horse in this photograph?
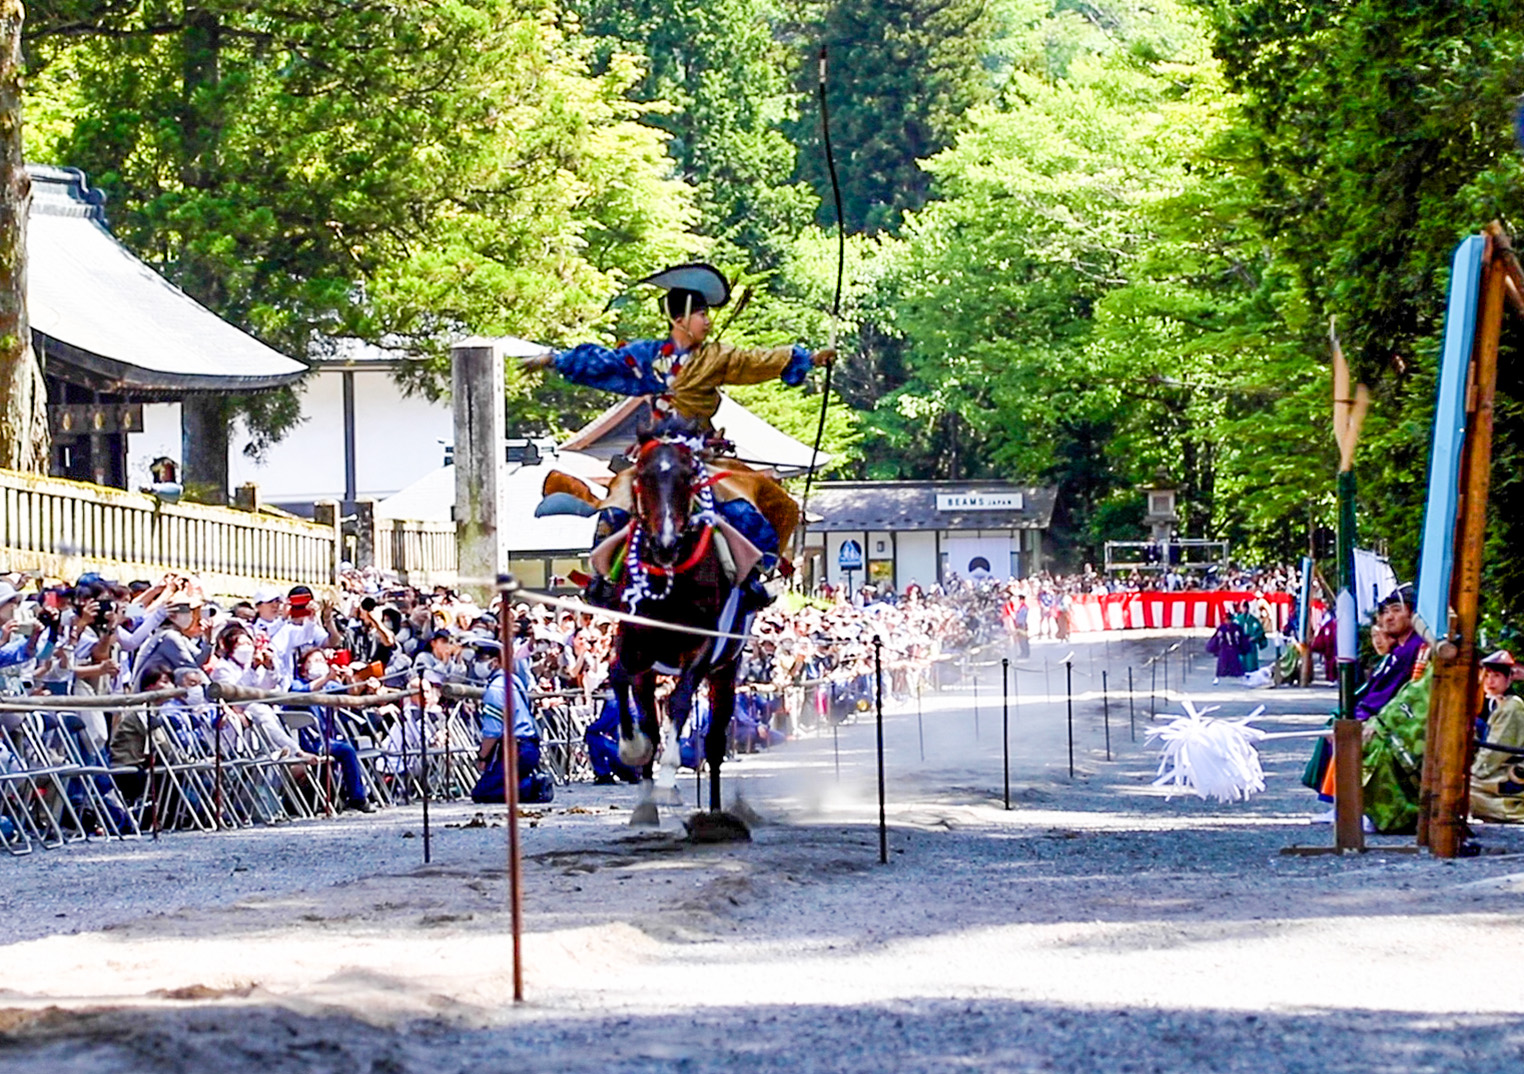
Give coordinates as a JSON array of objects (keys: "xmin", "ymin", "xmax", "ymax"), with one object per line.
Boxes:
[{"xmin": 609, "ymin": 420, "xmax": 748, "ymax": 828}]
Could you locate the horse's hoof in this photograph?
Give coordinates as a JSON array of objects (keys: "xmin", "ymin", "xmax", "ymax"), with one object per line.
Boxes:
[
  {"xmin": 685, "ymin": 811, "xmax": 751, "ymax": 843},
  {"xmin": 630, "ymin": 801, "xmax": 660, "ymax": 827},
  {"xmin": 727, "ymin": 797, "xmax": 766, "ymax": 829},
  {"xmin": 618, "ymin": 731, "xmax": 654, "ymax": 768}
]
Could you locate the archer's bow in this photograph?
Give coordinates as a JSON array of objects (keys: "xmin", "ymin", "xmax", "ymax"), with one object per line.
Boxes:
[{"xmin": 799, "ymin": 44, "xmax": 846, "ymax": 561}]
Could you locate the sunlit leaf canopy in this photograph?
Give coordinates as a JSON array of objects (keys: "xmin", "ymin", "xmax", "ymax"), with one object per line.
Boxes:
[{"xmin": 21, "ymin": 0, "xmax": 1524, "ymax": 622}]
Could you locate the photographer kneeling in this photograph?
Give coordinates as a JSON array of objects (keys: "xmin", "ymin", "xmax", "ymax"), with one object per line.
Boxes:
[{"xmin": 470, "ymin": 636, "xmax": 554, "ymax": 805}]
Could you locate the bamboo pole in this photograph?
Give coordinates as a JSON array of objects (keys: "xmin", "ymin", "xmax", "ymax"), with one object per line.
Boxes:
[{"xmin": 1427, "ymin": 232, "xmax": 1508, "ymax": 858}]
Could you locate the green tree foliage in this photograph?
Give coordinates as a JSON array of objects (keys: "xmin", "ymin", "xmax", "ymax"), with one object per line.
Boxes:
[
  {"xmin": 1203, "ymin": 0, "xmax": 1524, "ymax": 605},
  {"xmin": 787, "ymin": 0, "xmax": 992, "ymax": 234},
  {"xmin": 881, "ymin": 0, "xmax": 1245, "ymax": 555},
  {"xmin": 25, "ymin": 0, "xmax": 700, "ymax": 443},
  {"xmin": 571, "ymin": 0, "xmax": 815, "ymax": 268}
]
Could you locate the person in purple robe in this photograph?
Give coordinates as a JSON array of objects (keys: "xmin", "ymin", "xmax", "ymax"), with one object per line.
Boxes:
[
  {"xmin": 1353, "ymin": 586, "xmax": 1424, "ymax": 721},
  {"xmin": 1206, "ymin": 608, "xmax": 1249, "ymax": 682}
]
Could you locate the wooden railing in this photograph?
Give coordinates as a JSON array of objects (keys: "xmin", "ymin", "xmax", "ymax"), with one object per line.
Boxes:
[
  {"xmin": 0, "ymin": 468, "xmax": 338, "ymax": 592},
  {"xmin": 355, "ymin": 505, "xmax": 457, "ymax": 589}
]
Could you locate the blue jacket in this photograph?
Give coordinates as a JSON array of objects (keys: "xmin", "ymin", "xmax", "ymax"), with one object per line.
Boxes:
[{"xmin": 481, "ymin": 665, "xmax": 537, "ymax": 742}]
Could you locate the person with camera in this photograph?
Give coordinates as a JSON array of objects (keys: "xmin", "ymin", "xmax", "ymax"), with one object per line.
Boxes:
[
  {"xmin": 0, "ymin": 581, "xmax": 59, "ymax": 675},
  {"xmin": 128, "ymin": 595, "xmax": 210, "ymax": 693},
  {"xmin": 289, "ymin": 644, "xmax": 375, "ymax": 813}
]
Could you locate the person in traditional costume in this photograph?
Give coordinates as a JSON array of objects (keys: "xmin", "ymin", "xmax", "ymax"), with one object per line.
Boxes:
[
  {"xmin": 1304, "ymin": 584, "xmax": 1428, "ymax": 821},
  {"xmin": 1354, "ymin": 586, "xmax": 1423, "ymax": 721},
  {"xmin": 1206, "ymin": 608, "xmax": 1249, "ymax": 683},
  {"xmin": 1233, "ymin": 603, "xmax": 1267, "ymax": 673},
  {"xmin": 523, "ymin": 264, "xmax": 834, "ymax": 610},
  {"xmin": 1470, "ymin": 649, "xmax": 1524, "ymax": 823}
]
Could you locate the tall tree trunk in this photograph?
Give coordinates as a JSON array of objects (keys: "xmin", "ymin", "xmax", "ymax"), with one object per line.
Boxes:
[{"xmin": 0, "ymin": 0, "xmax": 45, "ymax": 473}]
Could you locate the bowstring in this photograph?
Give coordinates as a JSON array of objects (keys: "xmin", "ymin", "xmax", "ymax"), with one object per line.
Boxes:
[{"xmin": 798, "ymin": 44, "xmax": 846, "ymax": 566}]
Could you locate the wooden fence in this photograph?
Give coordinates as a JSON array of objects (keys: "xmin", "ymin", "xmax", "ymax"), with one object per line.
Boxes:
[
  {"xmin": 0, "ymin": 468, "xmax": 338, "ymax": 593},
  {"xmin": 353, "ymin": 504, "xmax": 458, "ymax": 590}
]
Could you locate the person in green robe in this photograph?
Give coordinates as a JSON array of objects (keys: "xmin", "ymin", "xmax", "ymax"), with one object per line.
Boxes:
[
  {"xmin": 1360, "ymin": 665, "xmax": 1429, "ymax": 834},
  {"xmin": 1234, "ymin": 605, "xmax": 1267, "ymax": 673}
]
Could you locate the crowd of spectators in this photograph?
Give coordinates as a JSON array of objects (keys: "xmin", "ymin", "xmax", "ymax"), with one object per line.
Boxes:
[
  {"xmin": 0, "ymin": 563, "xmax": 1000, "ymax": 831},
  {"xmin": 0, "ymin": 557, "xmax": 1309, "ymax": 840}
]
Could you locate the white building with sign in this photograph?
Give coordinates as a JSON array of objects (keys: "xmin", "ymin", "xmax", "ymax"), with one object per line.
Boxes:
[{"xmin": 803, "ymin": 480, "xmax": 1058, "ymax": 592}]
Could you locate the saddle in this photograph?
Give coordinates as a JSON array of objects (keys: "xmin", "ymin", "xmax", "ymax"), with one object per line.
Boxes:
[{"xmin": 537, "ymin": 456, "xmax": 801, "ymax": 557}]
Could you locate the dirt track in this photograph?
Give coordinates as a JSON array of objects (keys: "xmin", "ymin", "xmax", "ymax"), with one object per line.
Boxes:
[{"xmin": 4, "ymin": 632, "xmax": 1523, "ymax": 1073}]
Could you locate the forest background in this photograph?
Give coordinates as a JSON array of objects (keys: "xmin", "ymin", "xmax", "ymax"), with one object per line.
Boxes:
[{"xmin": 16, "ymin": 0, "xmax": 1524, "ymax": 621}]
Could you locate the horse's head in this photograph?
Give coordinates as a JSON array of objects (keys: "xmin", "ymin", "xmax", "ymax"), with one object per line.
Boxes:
[{"xmin": 633, "ymin": 427, "xmax": 702, "ymax": 568}]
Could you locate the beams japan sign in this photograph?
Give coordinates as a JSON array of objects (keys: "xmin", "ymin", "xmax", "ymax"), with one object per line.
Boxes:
[{"xmin": 935, "ymin": 491, "xmax": 1024, "ymax": 512}]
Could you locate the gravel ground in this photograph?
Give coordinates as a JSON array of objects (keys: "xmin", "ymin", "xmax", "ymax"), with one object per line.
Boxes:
[{"xmin": 3, "ymin": 630, "xmax": 1524, "ymax": 1073}]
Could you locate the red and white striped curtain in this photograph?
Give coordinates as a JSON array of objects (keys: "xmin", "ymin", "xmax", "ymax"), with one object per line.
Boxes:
[{"xmin": 1064, "ymin": 592, "xmax": 1302, "ymax": 633}]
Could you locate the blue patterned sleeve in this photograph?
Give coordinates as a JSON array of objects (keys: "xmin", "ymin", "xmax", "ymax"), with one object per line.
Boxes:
[
  {"xmin": 780, "ymin": 345, "xmax": 813, "ymax": 387},
  {"xmin": 553, "ymin": 340, "xmax": 668, "ymax": 396}
]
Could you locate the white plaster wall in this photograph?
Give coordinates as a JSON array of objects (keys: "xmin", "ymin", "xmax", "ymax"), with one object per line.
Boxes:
[
  {"xmin": 125, "ymin": 402, "xmax": 181, "ymax": 491},
  {"xmin": 351, "ymin": 373, "xmax": 452, "ymax": 497},
  {"xmin": 228, "ymin": 369, "xmax": 452, "ymax": 505},
  {"xmin": 895, "ymin": 531, "xmax": 938, "ymax": 591}
]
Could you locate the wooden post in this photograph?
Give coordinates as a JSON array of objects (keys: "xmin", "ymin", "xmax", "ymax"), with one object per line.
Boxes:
[
  {"xmin": 1333, "ymin": 719, "xmax": 1365, "ymax": 852},
  {"xmin": 452, "ymin": 339, "xmax": 505, "ymax": 603},
  {"xmin": 1427, "ymin": 232, "xmax": 1508, "ymax": 858}
]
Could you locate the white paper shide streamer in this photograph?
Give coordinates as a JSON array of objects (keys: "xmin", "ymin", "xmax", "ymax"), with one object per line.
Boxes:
[{"xmin": 1147, "ymin": 702, "xmax": 1269, "ymax": 803}]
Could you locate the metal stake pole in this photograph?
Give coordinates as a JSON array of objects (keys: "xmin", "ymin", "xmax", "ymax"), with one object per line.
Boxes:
[
  {"xmin": 499, "ymin": 584, "xmax": 524, "ymax": 1003},
  {"xmin": 874, "ymin": 637, "xmax": 887, "ymax": 866},
  {"xmin": 324, "ymin": 713, "xmax": 335, "ymax": 817},
  {"xmin": 417, "ymin": 683, "xmax": 431, "ymax": 865},
  {"xmin": 1102, "ymin": 670, "xmax": 1111, "ymax": 761},
  {"xmin": 916, "ymin": 677, "xmax": 925, "ymax": 763},
  {"xmin": 1066, "ymin": 660, "xmax": 1075, "ymax": 780},
  {"xmin": 1002, "ymin": 658, "xmax": 1011, "ymax": 810},
  {"xmin": 214, "ymin": 705, "xmax": 224, "ymax": 828}
]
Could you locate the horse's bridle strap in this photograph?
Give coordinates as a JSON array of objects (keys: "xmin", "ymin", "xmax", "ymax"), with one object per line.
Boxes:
[{"xmin": 640, "ymin": 523, "xmax": 714, "ymax": 578}]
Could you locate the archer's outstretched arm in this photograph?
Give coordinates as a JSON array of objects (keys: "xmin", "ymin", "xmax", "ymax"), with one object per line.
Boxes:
[{"xmin": 524, "ymin": 340, "xmax": 668, "ymax": 397}]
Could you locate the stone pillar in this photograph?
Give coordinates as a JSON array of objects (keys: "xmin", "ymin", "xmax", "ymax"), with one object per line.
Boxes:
[
  {"xmin": 233, "ymin": 482, "xmax": 260, "ymax": 512},
  {"xmin": 451, "ymin": 338, "xmax": 504, "ymax": 603},
  {"xmin": 313, "ymin": 499, "xmax": 341, "ymax": 584},
  {"xmin": 354, "ymin": 499, "xmax": 377, "ymax": 570}
]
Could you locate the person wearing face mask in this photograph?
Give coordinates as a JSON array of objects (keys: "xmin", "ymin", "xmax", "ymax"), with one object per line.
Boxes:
[
  {"xmin": 469, "ymin": 638, "xmax": 554, "ymax": 805},
  {"xmin": 289, "ymin": 645, "xmax": 375, "ymax": 812},
  {"xmin": 129, "ymin": 599, "xmax": 209, "ymax": 693},
  {"xmin": 210, "ymin": 622, "xmax": 279, "ymax": 694},
  {"xmin": 0, "ymin": 581, "xmax": 54, "ymax": 673}
]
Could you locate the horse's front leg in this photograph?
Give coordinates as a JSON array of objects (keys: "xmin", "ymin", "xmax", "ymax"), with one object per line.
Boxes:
[
  {"xmin": 611, "ymin": 647, "xmax": 655, "ymax": 770},
  {"xmin": 706, "ymin": 669, "xmax": 737, "ymax": 814},
  {"xmin": 629, "ymin": 669, "xmax": 664, "ymax": 828}
]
